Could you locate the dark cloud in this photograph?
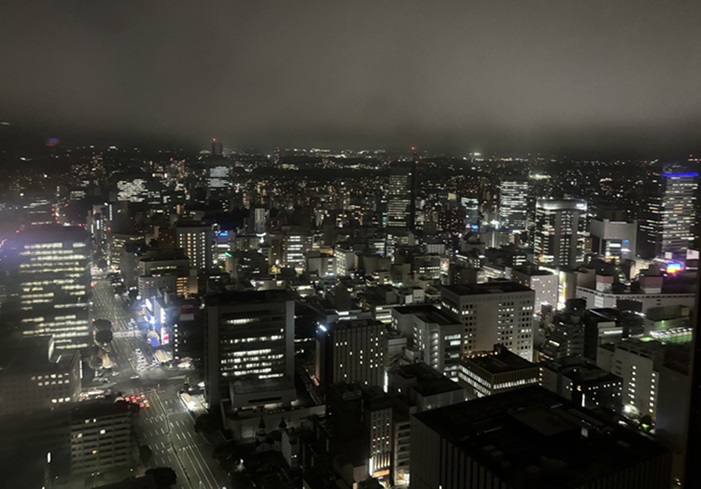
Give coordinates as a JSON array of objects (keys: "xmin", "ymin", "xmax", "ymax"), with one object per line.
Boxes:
[{"xmin": 1, "ymin": 1, "xmax": 700, "ymax": 154}]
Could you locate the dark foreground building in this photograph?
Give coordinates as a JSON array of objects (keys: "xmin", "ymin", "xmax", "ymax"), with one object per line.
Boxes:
[{"xmin": 411, "ymin": 386, "xmax": 671, "ymax": 489}]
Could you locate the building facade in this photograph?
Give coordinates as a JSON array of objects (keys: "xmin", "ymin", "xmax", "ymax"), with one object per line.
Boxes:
[
  {"xmin": 70, "ymin": 401, "xmax": 132, "ymax": 475},
  {"xmin": 410, "ymin": 386, "xmax": 672, "ymax": 489},
  {"xmin": 440, "ymin": 282, "xmax": 536, "ymax": 361},
  {"xmin": 534, "ymin": 198, "xmax": 587, "ymax": 268},
  {"xmin": 316, "ymin": 319, "xmax": 387, "ymax": 389},
  {"xmin": 638, "ymin": 167, "xmax": 698, "ymax": 259},
  {"xmin": 0, "ymin": 225, "xmax": 91, "ymax": 351},
  {"xmin": 498, "ymin": 178, "xmax": 529, "ymax": 229},
  {"xmin": 205, "ymin": 291, "xmax": 295, "ymax": 408}
]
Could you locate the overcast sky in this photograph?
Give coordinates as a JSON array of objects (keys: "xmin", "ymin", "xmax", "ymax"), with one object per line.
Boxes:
[{"xmin": 1, "ymin": 1, "xmax": 701, "ymax": 154}]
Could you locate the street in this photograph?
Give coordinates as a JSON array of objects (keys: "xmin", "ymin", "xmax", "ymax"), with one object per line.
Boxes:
[{"xmin": 90, "ymin": 274, "xmax": 230, "ymax": 489}]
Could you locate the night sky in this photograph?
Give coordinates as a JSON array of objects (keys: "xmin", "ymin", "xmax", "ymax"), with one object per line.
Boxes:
[{"xmin": 1, "ymin": 1, "xmax": 701, "ymax": 154}]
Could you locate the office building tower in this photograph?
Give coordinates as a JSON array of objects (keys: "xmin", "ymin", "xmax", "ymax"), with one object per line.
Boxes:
[
  {"xmin": 282, "ymin": 229, "xmax": 312, "ymax": 273},
  {"xmin": 0, "ymin": 225, "xmax": 91, "ymax": 351},
  {"xmin": 391, "ymin": 305, "xmax": 464, "ymax": 379},
  {"xmin": 0, "ymin": 336, "xmax": 81, "ymax": 414},
  {"xmin": 253, "ymin": 207, "xmax": 267, "ymax": 234},
  {"xmin": 540, "ymin": 357, "xmax": 623, "ymax": 412},
  {"xmin": 114, "ymin": 174, "xmax": 149, "ymax": 203},
  {"xmin": 534, "ymin": 198, "xmax": 588, "ymax": 268},
  {"xmin": 316, "ymin": 319, "xmax": 387, "ymax": 389},
  {"xmin": 458, "ymin": 344, "xmax": 539, "ymax": 399},
  {"xmin": 204, "ymin": 291, "xmax": 295, "ymax": 409},
  {"xmin": 510, "ymin": 264, "xmax": 558, "ymax": 314},
  {"xmin": 410, "ymin": 150, "xmax": 419, "ymax": 232},
  {"xmin": 387, "ymin": 162, "xmax": 413, "ymax": 230},
  {"xmin": 211, "ymin": 138, "xmax": 223, "ymax": 156},
  {"xmin": 70, "ymin": 401, "xmax": 133, "ymax": 475},
  {"xmin": 388, "ymin": 363, "xmax": 465, "ymax": 486},
  {"xmin": 21, "ymin": 194, "xmax": 56, "ymax": 226},
  {"xmin": 326, "ymin": 383, "xmax": 394, "ymax": 479},
  {"xmin": 461, "ymin": 196, "xmax": 480, "ymax": 228},
  {"xmin": 334, "ymin": 246, "xmax": 356, "ymax": 277},
  {"xmin": 655, "ymin": 345, "xmax": 690, "ymax": 484},
  {"xmin": 638, "ymin": 166, "xmax": 698, "ymax": 259},
  {"xmin": 207, "ymin": 164, "xmax": 229, "ymax": 190},
  {"xmin": 440, "ymin": 282, "xmax": 536, "ymax": 361},
  {"xmin": 137, "ymin": 249, "xmax": 193, "ymax": 298},
  {"xmin": 597, "ymin": 338, "xmax": 665, "ymax": 418},
  {"xmin": 410, "ymin": 386, "xmax": 672, "ymax": 489},
  {"xmin": 590, "ymin": 214, "xmax": 637, "ymax": 261},
  {"xmin": 176, "ymin": 222, "xmax": 213, "ymax": 271},
  {"xmin": 499, "ymin": 178, "xmax": 529, "ymax": 229},
  {"xmin": 107, "ymin": 230, "xmax": 143, "ymax": 271}
]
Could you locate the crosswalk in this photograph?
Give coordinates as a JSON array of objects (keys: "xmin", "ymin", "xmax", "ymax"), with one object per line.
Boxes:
[{"xmin": 113, "ymin": 330, "xmax": 140, "ymax": 338}]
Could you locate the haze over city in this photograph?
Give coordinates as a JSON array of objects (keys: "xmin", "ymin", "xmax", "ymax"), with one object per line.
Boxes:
[{"xmin": 2, "ymin": 1, "xmax": 701, "ymax": 155}]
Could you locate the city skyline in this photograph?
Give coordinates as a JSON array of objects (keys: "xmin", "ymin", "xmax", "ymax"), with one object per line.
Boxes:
[{"xmin": 0, "ymin": 2, "xmax": 699, "ymax": 488}]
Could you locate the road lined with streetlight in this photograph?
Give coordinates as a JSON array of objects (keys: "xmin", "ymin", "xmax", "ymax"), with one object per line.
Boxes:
[{"xmin": 90, "ymin": 274, "xmax": 230, "ymax": 488}]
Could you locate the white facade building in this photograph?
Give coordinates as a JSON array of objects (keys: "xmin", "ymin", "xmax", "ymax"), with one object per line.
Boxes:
[{"xmin": 440, "ymin": 282, "xmax": 536, "ymax": 361}]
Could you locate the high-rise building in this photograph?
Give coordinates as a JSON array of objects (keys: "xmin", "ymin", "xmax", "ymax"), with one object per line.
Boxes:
[
  {"xmin": 590, "ymin": 216, "xmax": 637, "ymax": 261},
  {"xmin": 204, "ymin": 291, "xmax": 295, "ymax": 408},
  {"xmin": 440, "ymin": 282, "xmax": 536, "ymax": 361},
  {"xmin": 316, "ymin": 318, "xmax": 387, "ymax": 389},
  {"xmin": 388, "ymin": 363, "xmax": 465, "ymax": 486},
  {"xmin": 410, "ymin": 150, "xmax": 419, "ymax": 232},
  {"xmin": 534, "ymin": 198, "xmax": 588, "ymax": 268},
  {"xmin": 70, "ymin": 400, "xmax": 133, "ymax": 475},
  {"xmin": 638, "ymin": 167, "xmax": 698, "ymax": 259},
  {"xmin": 211, "ymin": 138, "xmax": 223, "ymax": 156},
  {"xmin": 137, "ymin": 249, "xmax": 193, "ymax": 298},
  {"xmin": 597, "ymin": 338, "xmax": 665, "ymax": 419},
  {"xmin": 510, "ymin": 264, "xmax": 558, "ymax": 314},
  {"xmin": 461, "ymin": 196, "xmax": 480, "ymax": 229},
  {"xmin": 0, "ymin": 336, "xmax": 81, "ymax": 414},
  {"xmin": 410, "ymin": 386, "xmax": 672, "ymax": 489},
  {"xmin": 21, "ymin": 194, "xmax": 56, "ymax": 226},
  {"xmin": 114, "ymin": 174, "xmax": 149, "ymax": 203},
  {"xmin": 282, "ymin": 229, "xmax": 312, "ymax": 273},
  {"xmin": 498, "ymin": 178, "xmax": 529, "ymax": 229},
  {"xmin": 176, "ymin": 222, "xmax": 213, "ymax": 271},
  {"xmin": 253, "ymin": 207, "xmax": 267, "ymax": 234},
  {"xmin": 207, "ymin": 164, "xmax": 229, "ymax": 190},
  {"xmin": 0, "ymin": 225, "xmax": 91, "ymax": 351},
  {"xmin": 391, "ymin": 305, "xmax": 464, "ymax": 379},
  {"xmin": 387, "ymin": 162, "xmax": 413, "ymax": 230},
  {"xmin": 326, "ymin": 383, "xmax": 394, "ymax": 479}
]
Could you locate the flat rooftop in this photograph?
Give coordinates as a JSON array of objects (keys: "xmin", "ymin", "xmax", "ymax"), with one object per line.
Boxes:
[
  {"xmin": 2, "ymin": 336, "xmax": 77, "ymax": 375},
  {"xmin": 70, "ymin": 399, "xmax": 130, "ymax": 421},
  {"xmin": 441, "ymin": 282, "xmax": 533, "ymax": 296},
  {"xmin": 462, "ymin": 347, "xmax": 537, "ymax": 374},
  {"xmin": 512, "ymin": 265, "xmax": 554, "ymax": 276},
  {"xmin": 414, "ymin": 386, "xmax": 669, "ymax": 489},
  {"xmin": 206, "ymin": 290, "xmax": 294, "ymax": 306},
  {"xmin": 231, "ymin": 377, "xmax": 294, "ymax": 395},
  {"xmin": 391, "ymin": 362, "xmax": 463, "ymax": 396},
  {"xmin": 393, "ymin": 304, "xmax": 458, "ymax": 325},
  {"xmin": 540, "ymin": 358, "xmax": 620, "ymax": 383}
]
